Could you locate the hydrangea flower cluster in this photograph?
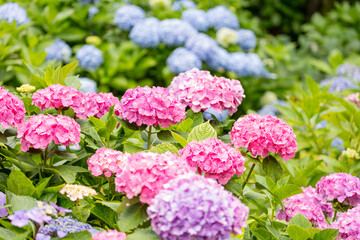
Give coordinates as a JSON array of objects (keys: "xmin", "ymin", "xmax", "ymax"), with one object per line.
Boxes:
[
  {"xmin": 0, "ymin": 2, "xmax": 29, "ymax": 26},
  {"xmin": 93, "ymin": 230, "xmax": 127, "ymax": 240},
  {"xmin": 16, "ymin": 84, "xmax": 36, "ymax": 93},
  {"xmin": 129, "ymin": 18, "xmax": 160, "ymax": 48},
  {"xmin": 237, "ymin": 29, "xmax": 257, "ymax": 51},
  {"xmin": 166, "ymin": 47, "xmax": 202, "ymax": 74},
  {"xmin": 114, "ymin": 5, "xmax": 145, "ymax": 31},
  {"xmin": 37, "ymin": 216, "xmax": 99, "ymax": 239},
  {"xmin": 228, "ymin": 52, "xmax": 269, "ymax": 78},
  {"xmin": 185, "ymin": 33, "xmax": 218, "ymax": 61},
  {"xmin": 181, "ymin": 9, "xmax": 209, "ymax": 31},
  {"xmin": 316, "ymin": 173, "xmax": 360, "ymax": 206},
  {"xmin": 0, "ymin": 87, "xmax": 26, "ymax": 128},
  {"xmin": 0, "ymin": 192, "xmax": 8, "ymax": 218},
  {"xmin": 60, "ymin": 184, "xmax": 97, "ymax": 202},
  {"xmin": 179, "ymin": 138, "xmax": 246, "ymax": 184},
  {"xmin": 76, "ymin": 44, "xmax": 103, "ymax": 70},
  {"xmin": 207, "ymin": 5, "xmax": 239, "ymax": 30},
  {"xmin": 203, "ymin": 108, "xmax": 229, "ymax": 122},
  {"xmin": 168, "ymin": 68, "xmax": 245, "ymax": 115},
  {"xmin": 115, "ymin": 151, "xmax": 193, "ymax": 204},
  {"xmin": 230, "ymin": 114, "xmax": 297, "ymax": 161},
  {"xmin": 320, "ymin": 77, "xmax": 357, "ymax": 93},
  {"xmin": 172, "ymin": 0, "xmax": 196, "ymax": 11},
  {"xmin": 78, "ymin": 77, "xmax": 98, "ymax": 93},
  {"xmin": 32, "ymin": 84, "xmax": 82, "ymax": 111},
  {"xmin": 45, "ymin": 39, "xmax": 72, "ymax": 62},
  {"xmin": 158, "ymin": 19, "xmax": 197, "ymax": 47},
  {"xmin": 87, "ymin": 147, "xmax": 130, "ymax": 177},
  {"xmin": 345, "ymin": 92, "xmax": 360, "ymax": 107},
  {"xmin": 216, "ymin": 27, "xmax": 238, "ymax": 47},
  {"xmin": 119, "ymin": 86, "xmax": 186, "ymax": 127},
  {"xmin": 148, "ymin": 174, "xmax": 249, "ymax": 240},
  {"xmin": 336, "ymin": 63, "xmax": 360, "ymax": 83},
  {"xmin": 88, "ymin": 6, "xmax": 99, "ymax": 19},
  {"xmin": 329, "ymin": 205, "xmax": 360, "ymax": 239},
  {"xmin": 17, "ymin": 114, "xmax": 81, "ymax": 152}
]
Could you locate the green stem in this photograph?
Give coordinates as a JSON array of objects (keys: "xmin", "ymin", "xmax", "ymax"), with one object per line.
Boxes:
[
  {"xmin": 242, "ymin": 163, "xmax": 256, "ymax": 189},
  {"xmin": 147, "ymin": 126, "xmax": 152, "ymax": 150},
  {"xmin": 66, "ymin": 145, "xmax": 70, "ymax": 152}
]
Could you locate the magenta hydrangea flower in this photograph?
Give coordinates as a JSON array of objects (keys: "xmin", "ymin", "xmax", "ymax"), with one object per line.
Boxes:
[
  {"xmin": 115, "ymin": 151, "xmax": 193, "ymax": 204},
  {"xmin": 32, "ymin": 84, "xmax": 82, "ymax": 111},
  {"xmin": 17, "ymin": 114, "xmax": 81, "ymax": 152},
  {"xmin": 316, "ymin": 173, "xmax": 360, "ymax": 206},
  {"xmin": 93, "ymin": 230, "xmax": 127, "ymax": 240},
  {"xmin": 87, "ymin": 147, "xmax": 130, "ymax": 177},
  {"xmin": 168, "ymin": 68, "xmax": 245, "ymax": 115},
  {"xmin": 230, "ymin": 114, "xmax": 297, "ymax": 161},
  {"xmin": 345, "ymin": 92, "xmax": 360, "ymax": 108},
  {"xmin": 119, "ymin": 86, "xmax": 186, "ymax": 127},
  {"xmin": 330, "ymin": 205, "xmax": 360, "ymax": 239},
  {"xmin": 0, "ymin": 87, "xmax": 26, "ymax": 128},
  {"xmin": 148, "ymin": 174, "xmax": 249, "ymax": 240},
  {"xmin": 179, "ymin": 138, "xmax": 246, "ymax": 184}
]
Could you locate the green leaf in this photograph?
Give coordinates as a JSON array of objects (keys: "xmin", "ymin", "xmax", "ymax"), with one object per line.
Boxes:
[
  {"xmin": 224, "ymin": 179, "xmax": 243, "ymax": 197},
  {"xmin": 273, "ymin": 184, "xmax": 303, "ymax": 201},
  {"xmin": 170, "ymin": 131, "xmax": 188, "ymax": 147},
  {"xmin": 71, "ymin": 203, "xmax": 93, "ymax": 222},
  {"xmin": 177, "ymin": 118, "xmax": 193, "ymax": 132},
  {"xmin": 0, "ymin": 227, "xmax": 17, "ymax": 239},
  {"xmin": 286, "ymin": 225, "xmax": 311, "ymax": 240},
  {"xmin": 289, "ymin": 213, "xmax": 312, "ymax": 228},
  {"xmin": 21, "ymin": 97, "xmax": 39, "ymax": 114},
  {"xmin": 65, "ymin": 75, "xmax": 81, "ymax": 88},
  {"xmin": 187, "ymin": 121, "xmax": 217, "ymax": 142},
  {"xmin": 305, "ymin": 75, "xmax": 320, "ymax": 97},
  {"xmin": 149, "ymin": 143, "xmax": 178, "ymax": 154},
  {"xmin": 118, "ymin": 118, "xmax": 143, "ymax": 131},
  {"xmin": 45, "ymin": 165, "xmax": 85, "ymax": 183},
  {"xmin": 53, "ymin": 9, "xmax": 75, "ymax": 24},
  {"xmin": 24, "ymin": 61, "xmax": 44, "ymax": 78},
  {"xmin": 313, "ymin": 229, "xmax": 338, "ymax": 240},
  {"xmin": 7, "ymin": 192, "xmax": 37, "ymax": 212},
  {"xmin": 62, "ymin": 231, "xmax": 92, "ymax": 240},
  {"xmin": 35, "ymin": 176, "xmax": 52, "ymax": 198},
  {"xmin": 60, "ymin": 61, "xmax": 78, "ymax": 83},
  {"xmin": 89, "ymin": 116, "xmax": 106, "ymax": 129},
  {"xmin": 309, "ymin": 59, "xmax": 334, "ymax": 75},
  {"xmin": 90, "ymin": 204, "xmax": 118, "ymax": 229},
  {"xmin": 7, "ymin": 170, "xmax": 35, "ymax": 197},
  {"xmin": 262, "ymin": 156, "xmax": 283, "ymax": 182},
  {"xmin": 328, "ymin": 49, "xmax": 343, "ymax": 69},
  {"xmin": 243, "ymin": 186, "xmax": 266, "ymax": 200},
  {"xmin": 127, "ymin": 227, "xmax": 159, "ymax": 240},
  {"xmin": 117, "ymin": 202, "xmax": 148, "ymax": 232}
]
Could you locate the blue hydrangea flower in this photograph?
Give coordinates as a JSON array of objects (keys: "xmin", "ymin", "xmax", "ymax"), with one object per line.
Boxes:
[
  {"xmin": 88, "ymin": 6, "xmax": 99, "ymax": 19},
  {"xmin": 158, "ymin": 19, "xmax": 197, "ymax": 47},
  {"xmin": 185, "ymin": 33, "xmax": 218, "ymax": 61},
  {"xmin": 167, "ymin": 47, "xmax": 202, "ymax": 74},
  {"xmin": 130, "ymin": 18, "xmax": 160, "ymax": 48},
  {"xmin": 0, "ymin": 2, "xmax": 29, "ymax": 26},
  {"xmin": 315, "ymin": 120, "xmax": 327, "ymax": 130},
  {"xmin": 258, "ymin": 100, "xmax": 287, "ymax": 116},
  {"xmin": 336, "ymin": 63, "xmax": 360, "ymax": 83},
  {"xmin": 237, "ymin": 29, "xmax": 256, "ymax": 51},
  {"xmin": 331, "ymin": 137, "xmax": 345, "ymax": 151},
  {"xmin": 45, "ymin": 39, "xmax": 72, "ymax": 62},
  {"xmin": 172, "ymin": 0, "xmax": 196, "ymax": 12},
  {"xmin": 228, "ymin": 52, "xmax": 267, "ymax": 78},
  {"xmin": 320, "ymin": 77, "xmax": 357, "ymax": 93},
  {"xmin": 114, "ymin": 5, "xmax": 145, "ymax": 31},
  {"xmin": 207, "ymin": 6, "xmax": 239, "ymax": 30},
  {"xmin": 78, "ymin": 77, "xmax": 98, "ymax": 93},
  {"xmin": 246, "ymin": 53, "xmax": 268, "ymax": 77},
  {"xmin": 203, "ymin": 108, "xmax": 229, "ymax": 121},
  {"xmin": 181, "ymin": 9, "xmax": 209, "ymax": 32},
  {"xmin": 205, "ymin": 46, "xmax": 229, "ymax": 71},
  {"xmin": 76, "ymin": 44, "xmax": 103, "ymax": 70},
  {"xmin": 78, "ymin": 0, "xmax": 101, "ymax": 4}
]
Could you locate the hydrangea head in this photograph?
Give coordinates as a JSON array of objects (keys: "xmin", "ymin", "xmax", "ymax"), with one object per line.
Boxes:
[
  {"xmin": 114, "ymin": 5, "xmax": 145, "ymax": 30},
  {"xmin": 93, "ymin": 230, "xmax": 127, "ymax": 240},
  {"xmin": 216, "ymin": 27, "xmax": 238, "ymax": 47},
  {"xmin": 181, "ymin": 9, "xmax": 209, "ymax": 31},
  {"xmin": 0, "ymin": 87, "xmax": 26, "ymax": 128},
  {"xmin": 207, "ymin": 5, "xmax": 239, "ymax": 30},
  {"xmin": 237, "ymin": 29, "xmax": 256, "ymax": 51},
  {"xmin": 45, "ymin": 39, "xmax": 72, "ymax": 62},
  {"xmin": 130, "ymin": 18, "xmax": 160, "ymax": 48},
  {"xmin": 76, "ymin": 44, "xmax": 103, "ymax": 70},
  {"xmin": 79, "ymin": 77, "xmax": 98, "ymax": 93},
  {"xmin": 158, "ymin": 19, "xmax": 197, "ymax": 46},
  {"xmin": 166, "ymin": 47, "xmax": 202, "ymax": 74},
  {"xmin": 0, "ymin": 2, "xmax": 29, "ymax": 26},
  {"xmin": 185, "ymin": 33, "xmax": 219, "ymax": 61}
]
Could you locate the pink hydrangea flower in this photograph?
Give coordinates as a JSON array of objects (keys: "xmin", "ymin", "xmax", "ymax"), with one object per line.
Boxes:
[
  {"xmin": 330, "ymin": 205, "xmax": 360, "ymax": 240},
  {"xmin": 87, "ymin": 147, "xmax": 130, "ymax": 177},
  {"xmin": 93, "ymin": 230, "xmax": 127, "ymax": 240},
  {"xmin": 0, "ymin": 87, "xmax": 26, "ymax": 128},
  {"xmin": 230, "ymin": 114, "xmax": 297, "ymax": 161},
  {"xmin": 316, "ymin": 173, "xmax": 360, "ymax": 206},
  {"xmin": 32, "ymin": 84, "xmax": 82, "ymax": 111},
  {"xmin": 17, "ymin": 114, "xmax": 81, "ymax": 152},
  {"xmin": 345, "ymin": 92, "xmax": 360, "ymax": 108},
  {"xmin": 168, "ymin": 68, "xmax": 245, "ymax": 115},
  {"xmin": 92, "ymin": 92, "xmax": 120, "ymax": 118},
  {"xmin": 119, "ymin": 86, "xmax": 186, "ymax": 127},
  {"xmin": 178, "ymin": 138, "xmax": 246, "ymax": 184},
  {"xmin": 115, "ymin": 151, "xmax": 193, "ymax": 204},
  {"xmin": 300, "ymin": 186, "xmax": 334, "ymax": 218}
]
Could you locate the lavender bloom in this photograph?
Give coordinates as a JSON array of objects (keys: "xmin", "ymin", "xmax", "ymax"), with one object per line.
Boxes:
[
  {"xmin": 148, "ymin": 174, "xmax": 249, "ymax": 240},
  {"xmin": 49, "ymin": 202, "xmax": 72, "ymax": 216},
  {"xmin": 237, "ymin": 29, "xmax": 256, "ymax": 51},
  {"xmin": 336, "ymin": 63, "xmax": 360, "ymax": 83},
  {"xmin": 158, "ymin": 19, "xmax": 197, "ymax": 47},
  {"xmin": 114, "ymin": 5, "xmax": 145, "ymax": 31},
  {"xmin": 203, "ymin": 108, "xmax": 229, "ymax": 122},
  {"xmin": 35, "ymin": 233, "xmax": 51, "ymax": 240},
  {"xmin": 320, "ymin": 77, "xmax": 357, "ymax": 93},
  {"xmin": 8, "ymin": 210, "xmax": 30, "ymax": 227},
  {"xmin": 185, "ymin": 33, "xmax": 219, "ymax": 61},
  {"xmin": 88, "ymin": 6, "xmax": 99, "ymax": 19},
  {"xmin": 76, "ymin": 44, "xmax": 103, "ymax": 70},
  {"xmin": 330, "ymin": 205, "xmax": 360, "ymax": 239},
  {"xmin": 205, "ymin": 46, "xmax": 229, "ymax": 71},
  {"xmin": 0, "ymin": 2, "xmax": 29, "ymax": 26},
  {"xmin": 207, "ymin": 6, "xmax": 239, "ymax": 30},
  {"xmin": 27, "ymin": 208, "xmax": 52, "ymax": 226},
  {"xmin": 172, "ymin": 0, "xmax": 196, "ymax": 11},
  {"xmin": 181, "ymin": 9, "xmax": 209, "ymax": 32},
  {"xmin": 0, "ymin": 192, "xmax": 8, "ymax": 217},
  {"xmin": 166, "ymin": 47, "xmax": 202, "ymax": 74},
  {"xmin": 45, "ymin": 39, "xmax": 72, "ymax": 62},
  {"xmin": 130, "ymin": 18, "xmax": 160, "ymax": 48}
]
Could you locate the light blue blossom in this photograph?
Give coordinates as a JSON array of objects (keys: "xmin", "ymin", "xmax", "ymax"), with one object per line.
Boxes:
[
  {"xmin": 78, "ymin": 77, "xmax": 98, "ymax": 93},
  {"xmin": 315, "ymin": 120, "xmax": 327, "ymax": 130},
  {"xmin": 331, "ymin": 137, "xmax": 345, "ymax": 151},
  {"xmin": 167, "ymin": 47, "xmax": 202, "ymax": 74},
  {"xmin": 185, "ymin": 33, "xmax": 218, "ymax": 61},
  {"xmin": 237, "ymin": 29, "xmax": 256, "ymax": 51},
  {"xmin": 88, "ymin": 6, "xmax": 99, "ymax": 19},
  {"xmin": 76, "ymin": 44, "xmax": 103, "ymax": 70},
  {"xmin": 114, "ymin": 5, "xmax": 145, "ymax": 31},
  {"xmin": 0, "ymin": 192, "xmax": 8, "ymax": 218},
  {"xmin": 203, "ymin": 108, "xmax": 229, "ymax": 121},
  {"xmin": 320, "ymin": 77, "xmax": 357, "ymax": 93},
  {"xmin": 0, "ymin": 2, "xmax": 29, "ymax": 26},
  {"xmin": 205, "ymin": 46, "xmax": 229, "ymax": 72},
  {"xmin": 207, "ymin": 6, "xmax": 239, "ymax": 30},
  {"xmin": 227, "ymin": 52, "xmax": 267, "ymax": 78},
  {"xmin": 181, "ymin": 9, "xmax": 209, "ymax": 32},
  {"xmin": 258, "ymin": 100, "xmax": 288, "ymax": 116},
  {"xmin": 336, "ymin": 63, "xmax": 360, "ymax": 83},
  {"xmin": 159, "ymin": 19, "xmax": 197, "ymax": 47},
  {"xmin": 172, "ymin": 0, "xmax": 196, "ymax": 12},
  {"xmin": 45, "ymin": 39, "xmax": 72, "ymax": 62},
  {"xmin": 130, "ymin": 18, "xmax": 160, "ymax": 48}
]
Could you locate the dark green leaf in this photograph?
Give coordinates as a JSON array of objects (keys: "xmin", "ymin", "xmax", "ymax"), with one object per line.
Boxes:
[
  {"xmin": 91, "ymin": 204, "xmax": 118, "ymax": 229},
  {"xmin": 7, "ymin": 170, "xmax": 35, "ymax": 197},
  {"xmin": 117, "ymin": 202, "xmax": 148, "ymax": 232},
  {"xmin": 62, "ymin": 231, "xmax": 92, "ymax": 240},
  {"xmin": 224, "ymin": 179, "xmax": 243, "ymax": 197},
  {"xmin": 262, "ymin": 156, "xmax": 283, "ymax": 182}
]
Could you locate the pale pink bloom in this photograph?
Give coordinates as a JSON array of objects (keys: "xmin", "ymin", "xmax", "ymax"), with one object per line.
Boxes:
[
  {"xmin": 230, "ymin": 114, "xmax": 297, "ymax": 161},
  {"xmin": 87, "ymin": 147, "xmax": 130, "ymax": 177},
  {"xmin": 168, "ymin": 68, "xmax": 245, "ymax": 115},
  {"xmin": 93, "ymin": 230, "xmax": 127, "ymax": 240},
  {"xmin": 119, "ymin": 86, "xmax": 186, "ymax": 127},
  {"xmin": 115, "ymin": 151, "xmax": 193, "ymax": 204},
  {"xmin": 179, "ymin": 138, "xmax": 246, "ymax": 184},
  {"xmin": 345, "ymin": 92, "xmax": 360, "ymax": 107},
  {"xmin": 0, "ymin": 87, "xmax": 26, "ymax": 128},
  {"xmin": 60, "ymin": 184, "xmax": 97, "ymax": 202}
]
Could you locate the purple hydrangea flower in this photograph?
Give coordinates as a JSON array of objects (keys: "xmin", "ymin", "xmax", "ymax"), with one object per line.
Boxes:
[
  {"xmin": 0, "ymin": 192, "xmax": 8, "ymax": 217},
  {"xmin": 158, "ymin": 19, "xmax": 197, "ymax": 47},
  {"xmin": 320, "ymin": 77, "xmax": 357, "ymax": 93},
  {"xmin": 207, "ymin": 6, "xmax": 239, "ymax": 30},
  {"xmin": 27, "ymin": 208, "xmax": 53, "ymax": 225},
  {"xmin": 8, "ymin": 210, "xmax": 30, "ymax": 227},
  {"xmin": 130, "ymin": 18, "xmax": 160, "ymax": 48},
  {"xmin": 336, "ymin": 63, "xmax": 360, "ymax": 83},
  {"xmin": 49, "ymin": 202, "xmax": 72, "ymax": 216},
  {"xmin": 148, "ymin": 174, "xmax": 249, "ymax": 240},
  {"xmin": 114, "ymin": 5, "xmax": 145, "ymax": 31},
  {"xmin": 329, "ymin": 205, "xmax": 360, "ymax": 239},
  {"xmin": 166, "ymin": 47, "xmax": 202, "ymax": 74},
  {"xmin": 181, "ymin": 9, "xmax": 209, "ymax": 32}
]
